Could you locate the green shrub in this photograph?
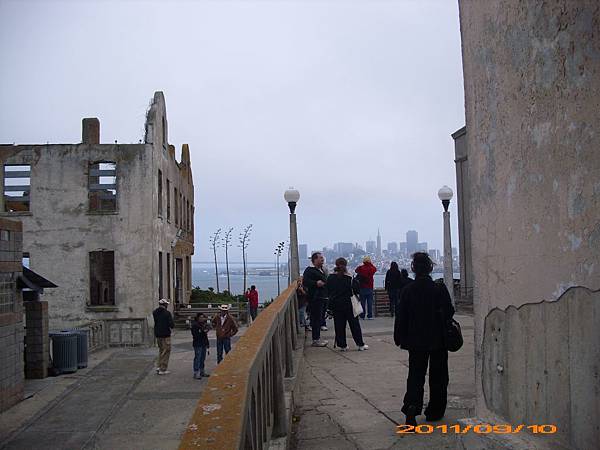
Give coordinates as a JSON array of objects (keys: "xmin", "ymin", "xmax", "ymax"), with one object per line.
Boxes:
[{"xmin": 190, "ymin": 287, "xmax": 247, "ymax": 306}]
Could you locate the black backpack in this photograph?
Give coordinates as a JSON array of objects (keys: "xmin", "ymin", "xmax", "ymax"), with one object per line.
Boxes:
[{"xmin": 435, "ymin": 284, "xmax": 463, "ymax": 352}]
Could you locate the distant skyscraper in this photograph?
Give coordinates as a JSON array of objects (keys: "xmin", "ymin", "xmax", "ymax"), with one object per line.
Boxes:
[
  {"xmin": 429, "ymin": 249, "xmax": 440, "ymax": 262},
  {"xmin": 406, "ymin": 230, "xmax": 418, "ymax": 254},
  {"xmin": 376, "ymin": 229, "xmax": 382, "ymax": 258},
  {"xmin": 387, "ymin": 242, "xmax": 398, "ymax": 254},
  {"xmin": 366, "ymin": 240, "xmax": 376, "ymax": 254},
  {"xmin": 417, "ymin": 242, "xmax": 428, "ymax": 252},
  {"xmin": 299, "ymin": 244, "xmax": 308, "ymax": 261},
  {"xmin": 399, "ymin": 242, "xmax": 407, "ymax": 256},
  {"xmin": 334, "ymin": 242, "xmax": 354, "ymax": 256}
]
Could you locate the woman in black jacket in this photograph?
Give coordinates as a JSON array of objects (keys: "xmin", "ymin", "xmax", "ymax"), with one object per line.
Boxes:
[
  {"xmin": 326, "ymin": 258, "xmax": 368, "ymax": 351},
  {"xmin": 385, "ymin": 261, "xmax": 402, "ymax": 316},
  {"xmin": 394, "ymin": 252, "xmax": 454, "ymax": 426}
]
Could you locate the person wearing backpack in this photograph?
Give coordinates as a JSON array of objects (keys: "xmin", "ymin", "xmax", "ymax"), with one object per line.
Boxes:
[
  {"xmin": 394, "ymin": 252, "xmax": 454, "ymax": 426},
  {"xmin": 326, "ymin": 258, "xmax": 368, "ymax": 351}
]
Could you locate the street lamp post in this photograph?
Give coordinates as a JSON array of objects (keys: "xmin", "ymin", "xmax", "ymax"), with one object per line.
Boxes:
[
  {"xmin": 284, "ymin": 187, "xmax": 300, "ymax": 282},
  {"xmin": 438, "ymin": 185, "xmax": 455, "ymax": 305}
]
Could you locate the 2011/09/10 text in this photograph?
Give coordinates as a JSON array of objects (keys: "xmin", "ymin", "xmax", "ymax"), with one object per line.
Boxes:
[{"xmin": 396, "ymin": 424, "xmax": 557, "ymax": 434}]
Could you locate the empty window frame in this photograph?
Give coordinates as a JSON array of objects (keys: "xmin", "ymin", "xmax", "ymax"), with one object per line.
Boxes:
[
  {"xmin": 158, "ymin": 170, "xmax": 163, "ymax": 217},
  {"xmin": 0, "ymin": 280, "xmax": 16, "ymax": 314},
  {"xmin": 3, "ymin": 164, "xmax": 31, "ymax": 212},
  {"xmin": 158, "ymin": 251, "xmax": 163, "ymax": 299},
  {"xmin": 89, "ymin": 251, "xmax": 115, "ymax": 306},
  {"xmin": 185, "ymin": 200, "xmax": 189, "ymax": 231},
  {"xmin": 174, "ymin": 187, "xmax": 178, "ymax": 226},
  {"xmin": 89, "ymin": 162, "xmax": 117, "ymax": 212},
  {"xmin": 167, "ymin": 253, "xmax": 171, "ymax": 300},
  {"xmin": 166, "ymin": 179, "xmax": 171, "ymax": 221},
  {"xmin": 179, "ymin": 192, "xmax": 183, "ymax": 228}
]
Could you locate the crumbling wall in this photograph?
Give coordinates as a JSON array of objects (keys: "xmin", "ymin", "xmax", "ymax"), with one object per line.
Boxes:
[
  {"xmin": 0, "ymin": 143, "xmax": 154, "ymax": 329},
  {"xmin": 458, "ymin": 0, "xmax": 600, "ymax": 445}
]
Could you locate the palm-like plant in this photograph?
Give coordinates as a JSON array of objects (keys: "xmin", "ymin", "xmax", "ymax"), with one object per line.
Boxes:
[
  {"xmin": 238, "ymin": 224, "xmax": 253, "ymax": 294},
  {"xmin": 210, "ymin": 228, "xmax": 222, "ymax": 293}
]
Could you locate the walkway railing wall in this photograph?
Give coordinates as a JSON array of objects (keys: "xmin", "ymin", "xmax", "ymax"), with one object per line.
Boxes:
[{"xmin": 179, "ymin": 284, "xmax": 301, "ymax": 449}]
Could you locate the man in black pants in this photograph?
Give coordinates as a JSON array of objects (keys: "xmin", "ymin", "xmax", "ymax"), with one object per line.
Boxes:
[
  {"xmin": 302, "ymin": 252, "xmax": 329, "ymax": 347},
  {"xmin": 394, "ymin": 252, "xmax": 454, "ymax": 426}
]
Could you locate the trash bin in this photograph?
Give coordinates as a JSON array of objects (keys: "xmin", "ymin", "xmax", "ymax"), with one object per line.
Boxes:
[
  {"xmin": 70, "ymin": 329, "xmax": 89, "ymax": 369},
  {"xmin": 49, "ymin": 331, "xmax": 78, "ymax": 374}
]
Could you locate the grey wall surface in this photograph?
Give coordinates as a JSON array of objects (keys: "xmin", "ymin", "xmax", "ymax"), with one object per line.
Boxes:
[
  {"xmin": 483, "ymin": 287, "xmax": 600, "ymax": 449},
  {"xmin": 458, "ymin": 0, "xmax": 600, "ymax": 446}
]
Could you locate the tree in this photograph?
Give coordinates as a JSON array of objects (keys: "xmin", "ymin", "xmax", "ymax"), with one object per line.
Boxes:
[
  {"xmin": 238, "ymin": 224, "xmax": 253, "ymax": 294},
  {"xmin": 222, "ymin": 227, "xmax": 234, "ymax": 296},
  {"xmin": 210, "ymin": 228, "xmax": 222, "ymax": 293},
  {"xmin": 274, "ymin": 241, "xmax": 285, "ymax": 296}
]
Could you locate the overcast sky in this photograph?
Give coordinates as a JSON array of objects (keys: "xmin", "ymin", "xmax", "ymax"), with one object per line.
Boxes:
[{"xmin": 0, "ymin": 0, "xmax": 464, "ymax": 262}]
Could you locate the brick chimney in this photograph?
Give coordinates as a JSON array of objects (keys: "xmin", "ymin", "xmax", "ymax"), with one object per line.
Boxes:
[{"xmin": 82, "ymin": 118, "xmax": 100, "ymax": 144}]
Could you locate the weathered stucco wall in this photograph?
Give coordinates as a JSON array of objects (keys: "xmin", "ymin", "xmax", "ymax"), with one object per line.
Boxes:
[
  {"xmin": 459, "ymin": 0, "xmax": 600, "ymax": 446},
  {"xmin": 0, "ymin": 91, "xmax": 195, "ymax": 336},
  {"xmin": 0, "ymin": 142, "xmax": 155, "ymax": 328}
]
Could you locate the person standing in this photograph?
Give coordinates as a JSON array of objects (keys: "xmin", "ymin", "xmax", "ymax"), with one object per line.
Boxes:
[
  {"xmin": 326, "ymin": 258, "xmax": 369, "ymax": 351},
  {"xmin": 302, "ymin": 252, "xmax": 329, "ymax": 347},
  {"xmin": 385, "ymin": 262, "xmax": 402, "ymax": 317},
  {"xmin": 245, "ymin": 285, "xmax": 259, "ymax": 321},
  {"xmin": 296, "ymin": 276, "xmax": 308, "ymax": 329},
  {"xmin": 212, "ymin": 304, "xmax": 239, "ymax": 363},
  {"xmin": 191, "ymin": 312, "xmax": 210, "ymax": 379},
  {"xmin": 355, "ymin": 256, "xmax": 377, "ymax": 319},
  {"xmin": 153, "ymin": 298, "xmax": 174, "ymax": 375},
  {"xmin": 394, "ymin": 252, "xmax": 455, "ymax": 426}
]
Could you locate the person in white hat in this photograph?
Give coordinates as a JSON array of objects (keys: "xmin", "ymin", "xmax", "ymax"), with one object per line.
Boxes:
[
  {"xmin": 211, "ymin": 304, "xmax": 238, "ymax": 363},
  {"xmin": 153, "ymin": 298, "xmax": 174, "ymax": 375}
]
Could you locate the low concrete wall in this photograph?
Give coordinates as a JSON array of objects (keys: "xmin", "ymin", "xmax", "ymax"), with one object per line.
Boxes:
[
  {"xmin": 482, "ymin": 287, "xmax": 600, "ymax": 449},
  {"xmin": 179, "ymin": 284, "xmax": 303, "ymax": 449}
]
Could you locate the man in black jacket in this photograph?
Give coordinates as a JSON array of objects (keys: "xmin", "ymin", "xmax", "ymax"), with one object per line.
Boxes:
[
  {"xmin": 191, "ymin": 312, "xmax": 210, "ymax": 379},
  {"xmin": 394, "ymin": 253, "xmax": 454, "ymax": 426},
  {"xmin": 153, "ymin": 298, "xmax": 175, "ymax": 375},
  {"xmin": 302, "ymin": 252, "xmax": 328, "ymax": 347}
]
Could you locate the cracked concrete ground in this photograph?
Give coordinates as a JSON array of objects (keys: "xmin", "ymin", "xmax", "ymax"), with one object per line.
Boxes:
[
  {"xmin": 291, "ymin": 315, "xmax": 474, "ymax": 450},
  {"xmin": 0, "ymin": 329, "xmax": 244, "ymax": 450}
]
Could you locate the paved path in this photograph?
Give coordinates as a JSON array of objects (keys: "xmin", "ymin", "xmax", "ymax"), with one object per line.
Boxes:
[
  {"xmin": 292, "ymin": 316, "xmax": 475, "ymax": 450},
  {"xmin": 0, "ymin": 330, "xmax": 244, "ymax": 450}
]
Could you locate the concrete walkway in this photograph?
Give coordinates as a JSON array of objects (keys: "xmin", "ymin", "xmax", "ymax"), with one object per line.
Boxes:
[
  {"xmin": 292, "ymin": 315, "xmax": 474, "ymax": 450},
  {"xmin": 0, "ymin": 329, "xmax": 245, "ymax": 450}
]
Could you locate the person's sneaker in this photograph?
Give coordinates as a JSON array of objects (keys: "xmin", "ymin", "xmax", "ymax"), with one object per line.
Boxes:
[
  {"xmin": 311, "ymin": 340, "xmax": 328, "ymax": 347},
  {"xmin": 157, "ymin": 370, "xmax": 170, "ymax": 375},
  {"xmin": 367, "ymin": 317, "xmax": 374, "ymax": 320},
  {"xmin": 307, "ymin": 326, "xmax": 312, "ymax": 331},
  {"xmin": 358, "ymin": 345, "xmax": 369, "ymax": 351},
  {"xmin": 320, "ymin": 326, "xmax": 328, "ymax": 331},
  {"xmin": 338, "ymin": 347, "xmax": 348, "ymax": 352},
  {"xmin": 201, "ymin": 372, "xmax": 210, "ymax": 378},
  {"xmin": 405, "ymin": 416, "xmax": 417, "ymax": 426}
]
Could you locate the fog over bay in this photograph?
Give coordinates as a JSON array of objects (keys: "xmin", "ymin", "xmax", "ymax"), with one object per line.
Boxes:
[{"xmin": 0, "ymin": 0, "xmax": 464, "ymax": 261}]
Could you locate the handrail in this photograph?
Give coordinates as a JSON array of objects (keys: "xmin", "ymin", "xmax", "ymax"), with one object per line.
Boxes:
[{"xmin": 179, "ymin": 283, "xmax": 300, "ymax": 449}]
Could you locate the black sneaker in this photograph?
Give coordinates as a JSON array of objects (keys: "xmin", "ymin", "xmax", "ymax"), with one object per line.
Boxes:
[{"xmin": 405, "ymin": 416, "xmax": 417, "ymax": 426}]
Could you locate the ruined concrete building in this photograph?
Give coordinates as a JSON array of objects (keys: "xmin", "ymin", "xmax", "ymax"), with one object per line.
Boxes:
[
  {"xmin": 0, "ymin": 92, "xmax": 194, "ymax": 344},
  {"xmin": 458, "ymin": 1, "xmax": 599, "ymax": 449}
]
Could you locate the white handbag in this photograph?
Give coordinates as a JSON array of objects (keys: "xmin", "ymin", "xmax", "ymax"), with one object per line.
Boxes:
[{"xmin": 351, "ymin": 294, "xmax": 363, "ymax": 317}]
